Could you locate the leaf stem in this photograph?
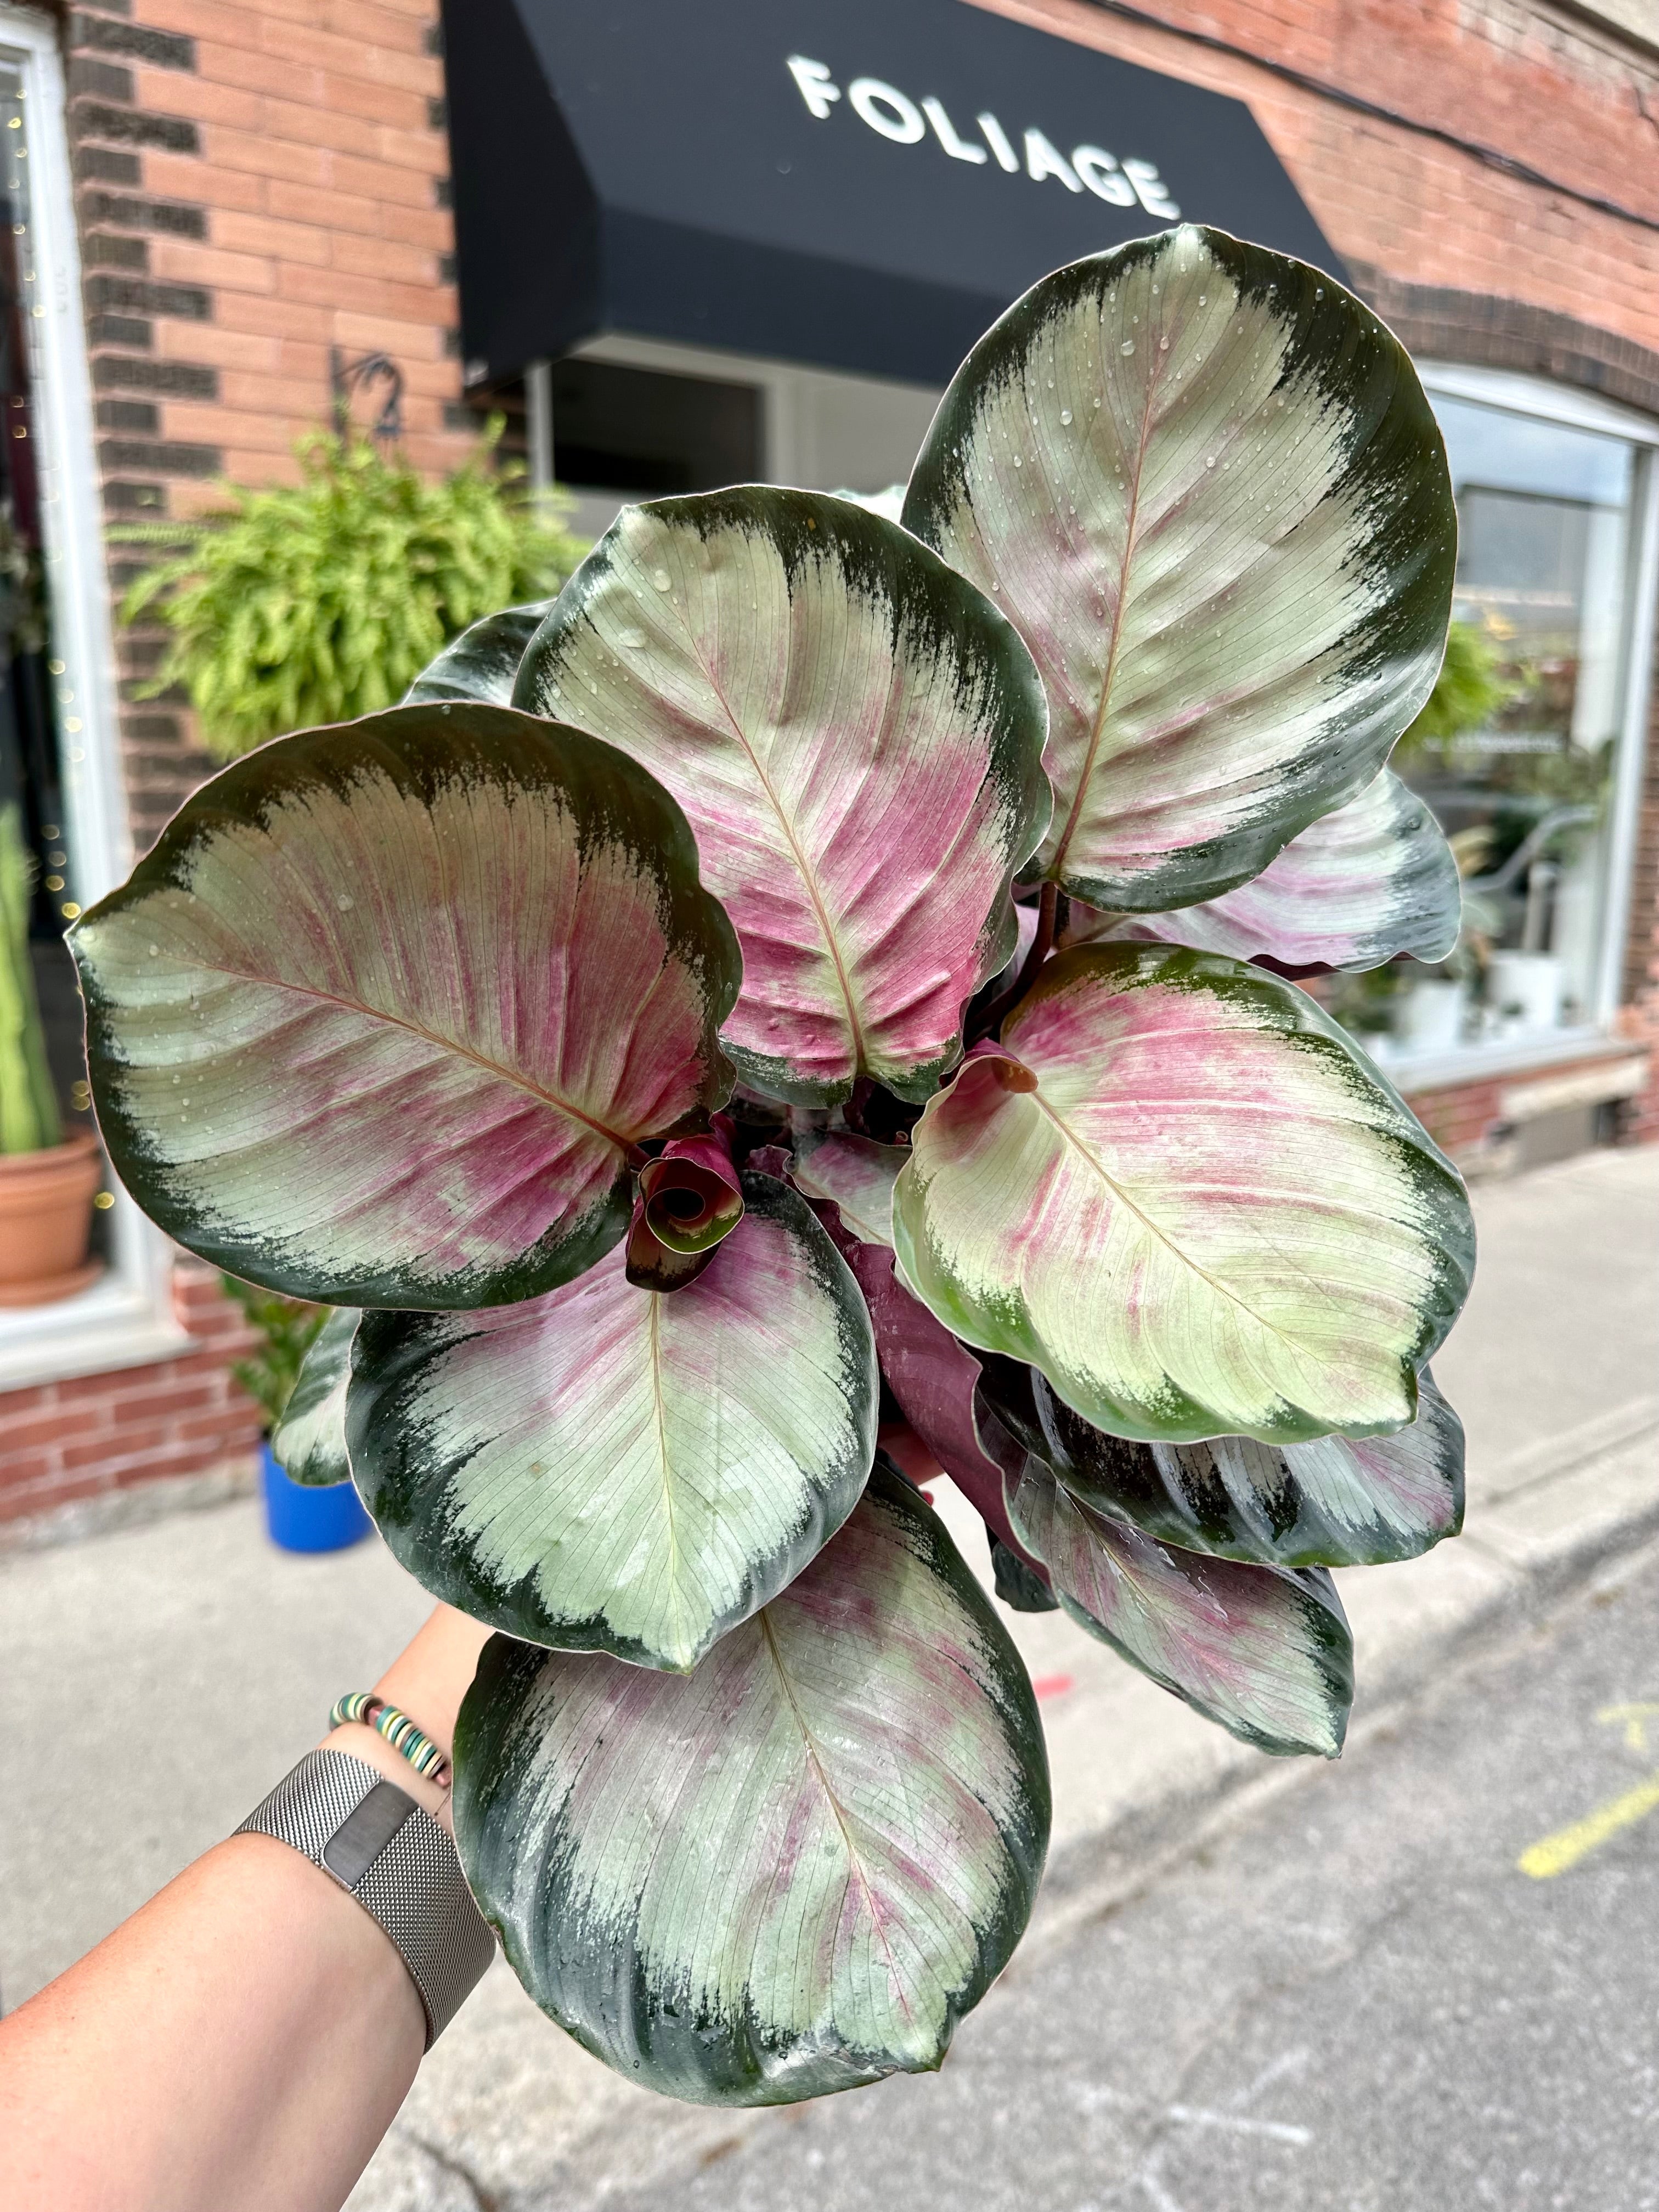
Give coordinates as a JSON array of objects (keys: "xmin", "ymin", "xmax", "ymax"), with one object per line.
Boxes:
[{"xmin": 970, "ymin": 882, "xmax": 1059, "ymax": 1045}]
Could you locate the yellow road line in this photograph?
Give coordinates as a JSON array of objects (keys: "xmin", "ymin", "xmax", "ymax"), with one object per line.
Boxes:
[{"xmin": 1518, "ymin": 1768, "xmax": 1659, "ymax": 1880}]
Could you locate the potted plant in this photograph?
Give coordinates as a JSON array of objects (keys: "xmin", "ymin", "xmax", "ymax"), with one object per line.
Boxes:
[
  {"xmin": 0, "ymin": 802, "xmax": 101, "ymax": 1305},
  {"xmin": 218, "ymin": 1276, "xmax": 371, "ymax": 1553},
  {"xmin": 115, "ymin": 424, "xmax": 586, "ymax": 761},
  {"xmin": 73, "ymin": 229, "xmax": 1476, "ymax": 2107}
]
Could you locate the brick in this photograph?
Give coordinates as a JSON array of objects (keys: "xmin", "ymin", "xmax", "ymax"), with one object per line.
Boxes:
[
  {"xmin": 0, "ymin": 1385, "xmax": 54, "ymax": 1416},
  {"xmin": 319, "ymin": 72, "xmax": 431, "ymax": 133},
  {"xmin": 72, "ymin": 101, "xmax": 200, "ymax": 155},
  {"xmin": 104, "ymin": 1379, "xmax": 221, "ymax": 1425},
  {"xmin": 87, "ymin": 274, "xmax": 211, "ymax": 321},
  {"xmin": 138, "ymin": 69, "xmax": 268, "ymax": 134},
  {"xmin": 80, "ymin": 189, "xmax": 208, "ymax": 238},
  {"xmin": 95, "ymin": 396, "xmax": 160, "ymax": 431},
  {"xmin": 110, "ymin": 1443, "xmax": 232, "ymax": 1486},
  {"xmin": 144, "ymin": 150, "xmax": 267, "ymax": 213},
  {"xmin": 75, "ymin": 144, "xmax": 142, "ymax": 184},
  {"xmin": 72, "ymin": 14, "xmax": 196, "ymax": 69},
  {"xmin": 199, "ymin": 125, "xmax": 331, "ymax": 190},
  {"xmin": 93, "ymin": 352, "xmax": 219, "ymax": 398},
  {"xmin": 264, "ymin": 176, "xmax": 382, "ymax": 234},
  {"xmin": 84, "ymin": 231, "xmax": 150, "ymax": 270},
  {"xmin": 207, "ymin": 208, "xmax": 336, "ymax": 270},
  {"xmin": 88, "ymin": 311, "xmax": 152, "ymax": 348},
  {"xmin": 149, "ymin": 237, "xmax": 278, "ymax": 293},
  {"xmin": 175, "ymin": 1408, "xmax": 262, "ymax": 1444},
  {"xmin": 0, "ymin": 1405, "xmax": 109, "ymax": 1457},
  {"xmin": 101, "ymin": 478, "xmax": 168, "ymax": 512},
  {"xmin": 69, "ymin": 57, "xmax": 137, "ymax": 104},
  {"xmin": 155, "ymin": 320, "xmax": 280, "ymax": 371},
  {"xmin": 0, "ymin": 1472, "xmax": 107, "ymax": 1523},
  {"xmin": 62, "ymin": 1421, "xmax": 168, "ymax": 1471}
]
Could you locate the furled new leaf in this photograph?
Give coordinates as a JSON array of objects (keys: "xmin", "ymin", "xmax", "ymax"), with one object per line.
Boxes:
[
  {"xmin": 1007, "ymin": 1455, "xmax": 1352, "ymax": 1756},
  {"xmin": 1066, "ymin": 771, "xmax": 1461, "ymax": 972},
  {"xmin": 269, "ymin": 1306, "xmax": 357, "ymax": 1487},
  {"xmin": 893, "ymin": 944, "xmax": 1475, "ymax": 1444},
  {"xmin": 453, "ymin": 1465, "xmax": 1049, "ymax": 2104},
  {"xmin": 791, "ymin": 1130, "xmax": 906, "ymax": 1249},
  {"xmin": 903, "ymin": 226, "xmax": 1455, "ymax": 912},
  {"xmin": 1022, "ymin": 1362, "xmax": 1464, "ymax": 1568},
  {"xmin": 349, "ymin": 1175, "xmax": 877, "ymax": 1672},
  {"xmin": 72, "ymin": 705, "xmax": 740, "ymax": 1307},
  {"xmin": 514, "ymin": 489, "xmax": 1051, "ymax": 1104},
  {"xmin": 403, "ymin": 599, "xmax": 554, "ymax": 705}
]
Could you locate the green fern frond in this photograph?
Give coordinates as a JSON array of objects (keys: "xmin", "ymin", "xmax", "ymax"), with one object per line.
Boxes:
[{"xmin": 117, "ymin": 424, "xmax": 587, "ymax": 760}]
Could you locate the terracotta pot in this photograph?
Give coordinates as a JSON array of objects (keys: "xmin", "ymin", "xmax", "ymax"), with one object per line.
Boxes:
[{"xmin": 0, "ymin": 1129, "xmax": 104, "ymax": 1306}]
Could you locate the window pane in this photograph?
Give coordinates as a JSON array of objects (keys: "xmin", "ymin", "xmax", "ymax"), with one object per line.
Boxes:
[{"xmin": 1336, "ymin": 392, "xmax": 1641, "ymax": 1063}]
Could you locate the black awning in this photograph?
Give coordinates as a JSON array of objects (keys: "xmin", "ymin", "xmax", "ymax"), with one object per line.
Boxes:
[{"xmin": 442, "ymin": 0, "xmax": 1345, "ymax": 390}]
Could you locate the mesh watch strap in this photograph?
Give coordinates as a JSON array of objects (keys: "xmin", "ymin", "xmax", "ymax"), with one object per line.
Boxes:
[{"xmin": 236, "ymin": 1748, "xmax": 494, "ymax": 2048}]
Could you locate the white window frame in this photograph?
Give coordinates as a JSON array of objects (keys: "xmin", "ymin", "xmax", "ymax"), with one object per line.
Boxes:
[
  {"xmin": 1381, "ymin": 361, "xmax": 1659, "ymax": 1091},
  {"xmin": 0, "ymin": 5, "xmax": 187, "ymax": 1389}
]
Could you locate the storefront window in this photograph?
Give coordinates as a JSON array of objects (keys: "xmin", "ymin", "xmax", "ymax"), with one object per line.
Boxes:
[
  {"xmin": 1335, "ymin": 373, "xmax": 1657, "ymax": 1069},
  {"xmin": 0, "ymin": 8, "xmax": 183, "ymax": 1383}
]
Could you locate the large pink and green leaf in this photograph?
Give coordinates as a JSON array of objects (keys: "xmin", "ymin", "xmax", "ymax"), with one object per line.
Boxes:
[
  {"xmin": 350, "ymin": 1176, "xmax": 876, "ymax": 1672},
  {"xmin": 71, "ymin": 705, "xmax": 740, "ymax": 1307},
  {"xmin": 902, "ymin": 226, "xmax": 1455, "ymax": 913},
  {"xmin": 1015, "ymin": 1361, "xmax": 1464, "ymax": 1570},
  {"xmin": 892, "ymin": 944, "xmax": 1475, "ymax": 1444},
  {"xmin": 513, "ymin": 490, "xmax": 1051, "ymax": 1105},
  {"xmin": 1066, "ymin": 771, "xmax": 1461, "ymax": 972},
  {"xmin": 453, "ymin": 1465, "xmax": 1050, "ymax": 2104},
  {"xmin": 1007, "ymin": 1454, "xmax": 1352, "ymax": 1757}
]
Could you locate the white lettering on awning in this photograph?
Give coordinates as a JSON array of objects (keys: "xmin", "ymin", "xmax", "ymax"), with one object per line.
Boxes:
[
  {"xmin": 786, "ymin": 57, "xmax": 1180, "ymax": 218},
  {"xmin": 1073, "ymin": 145, "xmax": 1136, "ymax": 206},
  {"xmin": 786, "ymin": 55, "xmax": 840, "ymax": 121},
  {"xmin": 1024, "ymin": 128, "xmax": 1082, "ymax": 191},
  {"xmin": 922, "ymin": 95, "xmax": 987, "ymax": 165},
  {"xmin": 848, "ymin": 77, "xmax": 926, "ymax": 144},
  {"xmin": 977, "ymin": 112, "xmax": 1022, "ymax": 174}
]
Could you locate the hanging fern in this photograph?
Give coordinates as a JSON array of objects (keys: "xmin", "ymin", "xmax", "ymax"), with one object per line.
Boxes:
[{"xmin": 115, "ymin": 425, "xmax": 586, "ymax": 759}]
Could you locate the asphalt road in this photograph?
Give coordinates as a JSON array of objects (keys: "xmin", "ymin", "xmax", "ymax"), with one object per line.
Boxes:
[{"xmin": 596, "ymin": 1544, "xmax": 1659, "ymax": 2212}]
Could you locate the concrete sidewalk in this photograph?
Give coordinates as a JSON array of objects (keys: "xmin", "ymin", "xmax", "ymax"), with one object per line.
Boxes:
[{"xmin": 1, "ymin": 1145, "xmax": 1655, "ymax": 2208}]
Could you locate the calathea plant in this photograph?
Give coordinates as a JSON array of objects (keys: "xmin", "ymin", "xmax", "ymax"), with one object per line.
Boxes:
[{"xmin": 72, "ymin": 227, "xmax": 1475, "ymax": 2106}]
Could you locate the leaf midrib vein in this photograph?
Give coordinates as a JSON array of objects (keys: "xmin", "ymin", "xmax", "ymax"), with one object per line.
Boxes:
[
  {"xmin": 650, "ymin": 575, "xmax": 870, "ymax": 1073},
  {"xmin": 1025, "ymin": 1084, "xmax": 1322, "ymax": 1359},
  {"xmin": 758, "ymin": 1608, "xmax": 918, "ymax": 2033},
  {"xmin": 1048, "ymin": 344, "xmax": 1170, "ymax": 884},
  {"xmin": 167, "ymin": 956, "xmax": 636, "ymax": 1152}
]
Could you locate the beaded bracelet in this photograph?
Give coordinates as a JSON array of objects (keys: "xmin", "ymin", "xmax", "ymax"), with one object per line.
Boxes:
[{"xmin": 329, "ymin": 1691, "xmax": 451, "ymax": 1788}]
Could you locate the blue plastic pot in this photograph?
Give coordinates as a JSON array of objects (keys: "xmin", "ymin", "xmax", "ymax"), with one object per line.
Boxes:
[{"xmin": 259, "ymin": 1440, "xmax": 371, "ymax": 1553}]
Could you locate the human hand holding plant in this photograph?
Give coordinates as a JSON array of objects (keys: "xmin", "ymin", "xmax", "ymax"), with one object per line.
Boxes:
[{"xmin": 72, "ymin": 227, "xmax": 1474, "ymax": 2107}]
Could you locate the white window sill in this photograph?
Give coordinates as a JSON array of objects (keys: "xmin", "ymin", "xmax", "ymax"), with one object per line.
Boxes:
[
  {"xmin": 0, "ymin": 1269, "xmax": 190, "ymax": 1391},
  {"xmin": 1365, "ymin": 1026, "xmax": 1646, "ymax": 1094}
]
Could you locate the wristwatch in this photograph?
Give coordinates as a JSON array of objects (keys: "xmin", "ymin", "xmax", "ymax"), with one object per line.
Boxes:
[{"xmin": 236, "ymin": 1747, "xmax": 495, "ymax": 2047}]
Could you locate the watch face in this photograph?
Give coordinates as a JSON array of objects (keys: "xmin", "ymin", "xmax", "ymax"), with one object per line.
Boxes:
[{"xmin": 322, "ymin": 1780, "xmax": 414, "ymax": 1887}]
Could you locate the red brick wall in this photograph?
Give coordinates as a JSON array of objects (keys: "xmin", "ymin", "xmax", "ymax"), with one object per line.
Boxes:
[
  {"xmin": 67, "ymin": 0, "xmax": 473, "ymax": 851},
  {"xmin": 0, "ymin": 1262, "xmax": 261, "ymax": 1526},
  {"xmin": 977, "ymin": 0, "xmax": 1659, "ymax": 351}
]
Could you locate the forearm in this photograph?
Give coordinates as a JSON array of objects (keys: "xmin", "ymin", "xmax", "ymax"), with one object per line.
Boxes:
[{"xmin": 0, "ymin": 1606, "xmax": 491, "ymax": 2212}]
